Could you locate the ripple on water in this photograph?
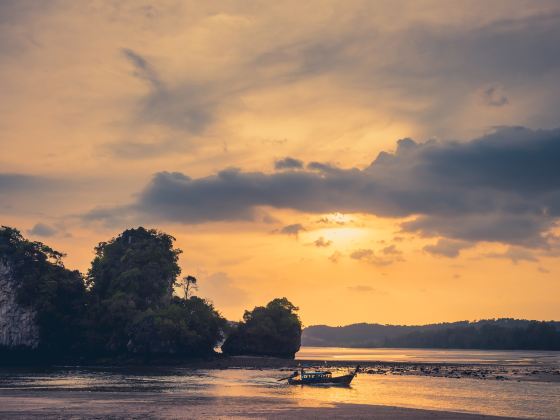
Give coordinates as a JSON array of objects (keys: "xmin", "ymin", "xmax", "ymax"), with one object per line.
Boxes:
[{"xmin": 0, "ymin": 365, "xmax": 559, "ymax": 419}]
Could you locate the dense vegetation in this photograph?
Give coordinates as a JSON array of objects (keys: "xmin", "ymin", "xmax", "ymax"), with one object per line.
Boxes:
[
  {"xmin": 303, "ymin": 319, "xmax": 560, "ymax": 350},
  {"xmin": 384, "ymin": 321, "xmax": 560, "ymax": 350},
  {"xmin": 1, "ymin": 226, "xmax": 302, "ymax": 363},
  {"xmin": 8, "ymin": 223, "xmax": 557, "ymax": 359},
  {"xmin": 222, "ymin": 298, "xmax": 302, "ymax": 358},
  {"xmin": 83, "ymin": 227, "xmax": 226, "ymax": 359}
]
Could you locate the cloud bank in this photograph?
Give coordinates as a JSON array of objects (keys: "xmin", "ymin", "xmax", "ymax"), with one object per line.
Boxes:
[
  {"xmin": 27, "ymin": 223, "xmax": 58, "ymax": 237},
  {"xmin": 86, "ymin": 127, "xmax": 560, "ymax": 248}
]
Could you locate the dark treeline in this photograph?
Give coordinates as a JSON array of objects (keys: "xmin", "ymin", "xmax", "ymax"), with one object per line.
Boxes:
[
  {"xmin": 385, "ymin": 321, "xmax": 560, "ymax": 350},
  {"xmin": 0, "ymin": 226, "xmax": 302, "ymax": 363},
  {"xmin": 303, "ymin": 319, "xmax": 560, "ymax": 350}
]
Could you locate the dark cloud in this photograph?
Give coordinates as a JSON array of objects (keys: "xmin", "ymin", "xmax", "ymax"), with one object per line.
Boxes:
[
  {"xmin": 315, "ymin": 213, "xmax": 349, "ymax": 225},
  {"xmin": 313, "ymin": 237, "xmax": 332, "ymax": 247},
  {"xmin": 404, "ymin": 213, "xmax": 553, "ymax": 248},
  {"xmin": 480, "ymin": 85, "xmax": 509, "ymax": 107},
  {"xmin": 430, "ymin": 12, "xmax": 560, "ymax": 82},
  {"xmin": 0, "ymin": 1, "xmax": 54, "ymax": 54},
  {"xmin": 111, "ymin": 9, "xmax": 560, "ymax": 158},
  {"xmin": 274, "ymin": 157, "xmax": 304, "ymax": 170},
  {"xmin": 140, "ymin": 84, "xmax": 216, "ymax": 134},
  {"xmin": 0, "ymin": 173, "xmax": 46, "ymax": 193},
  {"xmin": 381, "ymin": 245, "xmax": 401, "ymax": 255},
  {"xmin": 306, "ymin": 161, "xmax": 340, "ymax": 174},
  {"xmin": 109, "ymin": 49, "xmax": 212, "ymax": 159},
  {"xmin": 0, "ymin": 174, "xmax": 60, "ymax": 214},
  {"xmin": 252, "ymin": 10, "xmax": 560, "ymax": 131},
  {"xmin": 328, "ymin": 251, "xmax": 342, "ymax": 263},
  {"xmin": 350, "ymin": 248, "xmax": 397, "ymax": 266},
  {"xmin": 121, "ymin": 48, "xmax": 220, "ymax": 137},
  {"xmin": 423, "ymin": 239, "xmax": 473, "ymax": 258},
  {"xmin": 90, "ymin": 127, "xmax": 560, "ymax": 248},
  {"xmin": 377, "ymin": 12, "xmax": 560, "ymax": 130},
  {"xmin": 350, "ymin": 249, "xmax": 374, "ymax": 260},
  {"xmin": 122, "ymin": 48, "xmax": 163, "ymax": 90},
  {"xmin": 279, "ymin": 223, "xmax": 305, "ymax": 236},
  {"xmin": 27, "ymin": 223, "xmax": 57, "ymax": 237},
  {"xmin": 0, "ymin": 173, "xmax": 80, "ymax": 218},
  {"xmin": 485, "ymin": 247, "xmax": 539, "ymax": 264}
]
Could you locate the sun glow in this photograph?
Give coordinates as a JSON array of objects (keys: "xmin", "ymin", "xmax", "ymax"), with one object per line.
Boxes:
[
  {"xmin": 310, "ymin": 227, "xmax": 368, "ymax": 247},
  {"xmin": 318, "ymin": 212, "xmax": 353, "ymax": 225}
]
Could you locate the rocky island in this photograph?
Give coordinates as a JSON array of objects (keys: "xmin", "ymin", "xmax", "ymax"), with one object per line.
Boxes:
[{"xmin": 0, "ymin": 226, "xmax": 302, "ymax": 364}]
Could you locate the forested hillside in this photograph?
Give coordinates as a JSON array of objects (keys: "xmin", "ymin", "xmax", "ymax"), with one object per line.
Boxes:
[{"xmin": 303, "ymin": 319, "xmax": 560, "ymax": 350}]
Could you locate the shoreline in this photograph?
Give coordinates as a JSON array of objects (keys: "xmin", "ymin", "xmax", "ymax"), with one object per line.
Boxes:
[
  {"xmin": 108, "ymin": 355, "xmax": 560, "ymax": 383},
  {"xmin": 2, "ymin": 354, "xmax": 559, "ymax": 383},
  {"xmin": 1, "ymin": 360, "xmax": 556, "ymax": 419},
  {"xmin": 0, "ymin": 390, "xmax": 526, "ymax": 419}
]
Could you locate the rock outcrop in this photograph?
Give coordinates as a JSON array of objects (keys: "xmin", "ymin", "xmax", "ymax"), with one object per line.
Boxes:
[{"xmin": 0, "ymin": 260, "xmax": 40, "ymax": 349}]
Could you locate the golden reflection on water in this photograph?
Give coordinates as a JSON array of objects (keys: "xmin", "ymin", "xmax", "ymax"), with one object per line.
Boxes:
[
  {"xmin": 1, "ymin": 366, "xmax": 559, "ymax": 419},
  {"xmin": 203, "ymin": 368, "xmax": 560, "ymax": 419},
  {"xmin": 296, "ymin": 346, "xmax": 560, "ymax": 365}
]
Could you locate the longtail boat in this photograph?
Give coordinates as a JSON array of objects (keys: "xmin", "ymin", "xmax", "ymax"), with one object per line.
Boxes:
[{"xmin": 279, "ymin": 366, "xmax": 359, "ymax": 386}]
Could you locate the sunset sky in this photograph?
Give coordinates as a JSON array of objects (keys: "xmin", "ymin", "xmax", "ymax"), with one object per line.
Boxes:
[{"xmin": 2, "ymin": 1, "xmax": 560, "ymax": 326}]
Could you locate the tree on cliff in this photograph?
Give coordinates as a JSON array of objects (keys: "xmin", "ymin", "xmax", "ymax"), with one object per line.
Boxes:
[
  {"xmin": 221, "ymin": 298, "xmax": 302, "ymax": 358},
  {"xmin": 0, "ymin": 226, "xmax": 86, "ymax": 357},
  {"xmin": 85, "ymin": 227, "xmax": 226, "ymax": 357},
  {"xmin": 87, "ymin": 227, "xmax": 181, "ymax": 309}
]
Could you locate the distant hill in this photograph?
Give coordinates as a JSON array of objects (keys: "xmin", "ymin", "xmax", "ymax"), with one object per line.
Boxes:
[{"xmin": 302, "ymin": 319, "xmax": 560, "ymax": 350}]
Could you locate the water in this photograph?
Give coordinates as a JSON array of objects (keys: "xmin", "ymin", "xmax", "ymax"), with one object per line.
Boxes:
[
  {"xmin": 296, "ymin": 346, "xmax": 560, "ymax": 365},
  {"xmin": 0, "ymin": 367, "xmax": 558, "ymax": 418},
  {"xmin": 0, "ymin": 348, "xmax": 559, "ymax": 419}
]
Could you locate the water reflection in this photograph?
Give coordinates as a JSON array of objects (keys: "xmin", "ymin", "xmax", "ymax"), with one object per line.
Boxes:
[
  {"xmin": 1, "ymin": 367, "xmax": 558, "ymax": 418},
  {"xmin": 296, "ymin": 346, "xmax": 560, "ymax": 365}
]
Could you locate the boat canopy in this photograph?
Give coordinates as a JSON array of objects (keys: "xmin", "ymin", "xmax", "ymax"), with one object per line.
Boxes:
[{"xmin": 301, "ymin": 371, "xmax": 332, "ymax": 377}]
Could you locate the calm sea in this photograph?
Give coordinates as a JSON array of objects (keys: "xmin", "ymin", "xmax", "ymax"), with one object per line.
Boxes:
[
  {"xmin": 296, "ymin": 346, "xmax": 560, "ymax": 365},
  {"xmin": 0, "ymin": 347, "xmax": 558, "ymax": 419}
]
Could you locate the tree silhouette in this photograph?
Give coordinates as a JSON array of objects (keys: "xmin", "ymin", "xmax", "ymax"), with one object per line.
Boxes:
[{"xmin": 180, "ymin": 275, "xmax": 198, "ymax": 298}]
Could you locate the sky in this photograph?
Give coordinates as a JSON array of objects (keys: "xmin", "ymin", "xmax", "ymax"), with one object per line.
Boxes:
[{"xmin": 2, "ymin": 0, "xmax": 560, "ymax": 326}]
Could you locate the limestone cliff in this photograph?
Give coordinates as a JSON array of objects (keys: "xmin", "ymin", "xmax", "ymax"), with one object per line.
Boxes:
[{"xmin": 0, "ymin": 260, "xmax": 40, "ymax": 349}]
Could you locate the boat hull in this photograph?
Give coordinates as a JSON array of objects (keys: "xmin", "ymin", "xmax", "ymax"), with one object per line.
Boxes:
[{"xmin": 287, "ymin": 373, "xmax": 355, "ymax": 386}]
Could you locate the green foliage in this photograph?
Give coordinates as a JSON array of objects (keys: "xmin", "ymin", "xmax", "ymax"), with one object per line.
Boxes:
[
  {"xmin": 221, "ymin": 298, "xmax": 302, "ymax": 358},
  {"xmin": 87, "ymin": 227, "xmax": 181, "ymax": 309},
  {"xmin": 84, "ymin": 227, "xmax": 225, "ymax": 358},
  {"xmin": 127, "ymin": 297, "xmax": 226, "ymax": 357},
  {"xmin": 304, "ymin": 319, "xmax": 560, "ymax": 350},
  {"xmin": 384, "ymin": 320, "xmax": 560, "ymax": 350},
  {"xmin": 0, "ymin": 226, "xmax": 86, "ymax": 356},
  {"xmin": 1, "ymin": 226, "xmax": 301, "ymax": 362}
]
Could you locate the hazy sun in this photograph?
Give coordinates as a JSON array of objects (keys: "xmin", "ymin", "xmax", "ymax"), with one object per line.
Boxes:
[{"xmin": 310, "ymin": 227, "xmax": 368, "ymax": 247}]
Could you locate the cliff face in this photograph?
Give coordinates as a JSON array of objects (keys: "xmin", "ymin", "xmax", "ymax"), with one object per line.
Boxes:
[{"xmin": 0, "ymin": 260, "xmax": 40, "ymax": 349}]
